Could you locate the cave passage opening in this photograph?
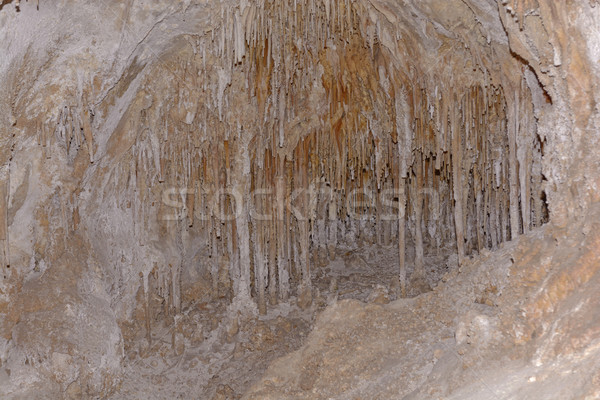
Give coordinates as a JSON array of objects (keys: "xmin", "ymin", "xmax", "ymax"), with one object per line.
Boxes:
[
  {"xmin": 107, "ymin": 0, "xmax": 551, "ymax": 320},
  {"xmin": 1, "ymin": 0, "xmax": 580, "ymax": 398}
]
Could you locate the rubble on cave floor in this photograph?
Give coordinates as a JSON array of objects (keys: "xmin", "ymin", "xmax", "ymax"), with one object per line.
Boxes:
[
  {"xmin": 116, "ymin": 242, "xmax": 457, "ymax": 399},
  {"xmin": 244, "ymin": 210, "xmax": 600, "ymax": 400}
]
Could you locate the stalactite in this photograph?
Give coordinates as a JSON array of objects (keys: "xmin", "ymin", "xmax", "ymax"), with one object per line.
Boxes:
[
  {"xmin": 452, "ymin": 94, "xmax": 466, "ymax": 266},
  {"xmin": 234, "ymin": 162, "xmax": 252, "ymax": 301},
  {"xmin": 81, "ymin": 106, "xmax": 94, "ymax": 163},
  {"xmin": 297, "ymin": 140, "xmax": 312, "ymax": 309},
  {"xmin": 0, "ymin": 175, "xmax": 7, "ymax": 268},
  {"xmin": 412, "ymin": 152, "xmax": 425, "ymax": 278},
  {"xmin": 275, "ymin": 174, "xmax": 290, "ymax": 300},
  {"xmin": 508, "ymin": 89, "xmax": 521, "ymax": 240},
  {"xmin": 172, "ymin": 263, "xmax": 181, "ymax": 315},
  {"xmin": 96, "ymin": 0, "xmax": 548, "ymax": 319},
  {"xmin": 142, "ymin": 271, "xmax": 151, "ymax": 346}
]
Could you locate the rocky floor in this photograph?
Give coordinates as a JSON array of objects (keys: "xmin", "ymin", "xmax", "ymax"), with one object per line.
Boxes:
[
  {"xmin": 115, "ymin": 243, "xmax": 457, "ymax": 399},
  {"xmin": 117, "ymin": 300, "xmax": 313, "ymax": 399},
  {"xmin": 244, "ymin": 207, "xmax": 600, "ymax": 399},
  {"xmin": 6, "ymin": 209, "xmax": 599, "ymax": 400},
  {"xmin": 114, "ymin": 205, "xmax": 600, "ymax": 400}
]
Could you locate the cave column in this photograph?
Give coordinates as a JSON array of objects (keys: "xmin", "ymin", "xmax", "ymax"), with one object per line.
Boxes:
[
  {"xmin": 297, "ymin": 141, "xmax": 312, "ymax": 309},
  {"xmin": 451, "ymin": 94, "xmax": 466, "ymax": 266},
  {"xmin": 412, "ymin": 152, "xmax": 425, "ymax": 278},
  {"xmin": 398, "ymin": 177, "xmax": 407, "ymax": 297},
  {"xmin": 275, "ymin": 174, "xmax": 289, "ymax": 300},
  {"xmin": 507, "ymin": 89, "xmax": 521, "ymax": 240},
  {"xmin": 233, "ymin": 146, "xmax": 252, "ymax": 303}
]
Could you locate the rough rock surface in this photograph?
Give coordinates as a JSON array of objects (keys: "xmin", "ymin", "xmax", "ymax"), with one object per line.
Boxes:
[
  {"xmin": 245, "ymin": 206, "xmax": 600, "ymax": 399},
  {"xmin": 0, "ymin": 0, "xmax": 598, "ymax": 399}
]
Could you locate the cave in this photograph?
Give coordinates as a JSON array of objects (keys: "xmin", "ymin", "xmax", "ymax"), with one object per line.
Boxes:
[{"xmin": 0, "ymin": 0, "xmax": 599, "ymax": 399}]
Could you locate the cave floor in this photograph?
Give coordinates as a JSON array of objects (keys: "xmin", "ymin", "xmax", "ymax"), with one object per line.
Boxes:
[
  {"xmin": 113, "ymin": 210, "xmax": 600, "ymax": 400},
  {"xmin": 116, "ymin": 244, "xmax": 456, "ymax": 399}
]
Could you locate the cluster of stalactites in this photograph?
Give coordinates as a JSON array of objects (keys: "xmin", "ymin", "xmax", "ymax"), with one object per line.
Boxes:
[
  {"xmin": 35, "ymin": 104, "xmax": 95, "ymax": 164},
  {"xmin": 96, "ymin": 0, "xmax": 546, "ymax": 318},
  {"xmin": 119, "ymin": 83, "xmax": 545, "ymax": 316},
  {"xmin": 5, "ymin": 104, "xmax": 95, "ymax": 268}
]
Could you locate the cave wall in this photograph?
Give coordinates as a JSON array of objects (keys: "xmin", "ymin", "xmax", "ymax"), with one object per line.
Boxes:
[{"xmin": 0, "ymin": 0, "xmax": 598, "ymax": 397}]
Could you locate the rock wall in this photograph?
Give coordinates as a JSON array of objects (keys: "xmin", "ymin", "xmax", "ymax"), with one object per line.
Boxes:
[{"xmin": 0, "ymin": 0, "xmax": 598, "ymax": 397}]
